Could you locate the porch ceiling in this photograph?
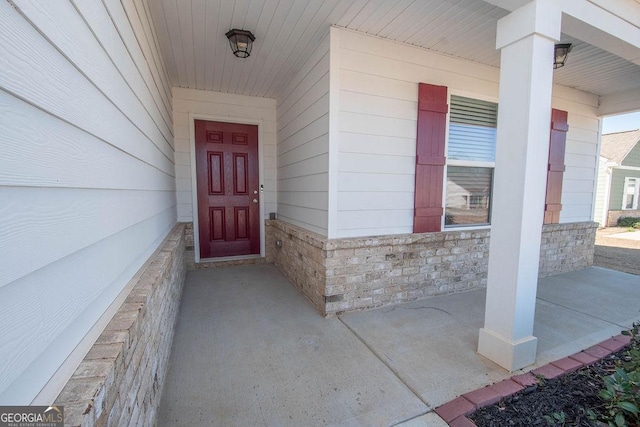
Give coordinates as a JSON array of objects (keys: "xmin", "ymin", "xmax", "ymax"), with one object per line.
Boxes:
[{"xmin": 149, "ymin": 0, "xmax": 640, "ymax": 99}]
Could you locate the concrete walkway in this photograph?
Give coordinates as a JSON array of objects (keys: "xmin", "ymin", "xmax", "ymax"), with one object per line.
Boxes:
[{"xmin": 158, "ymin": 265, "xmax": 640, "ymax": 427}]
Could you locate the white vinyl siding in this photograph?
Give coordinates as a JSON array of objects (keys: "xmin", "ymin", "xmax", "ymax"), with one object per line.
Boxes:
[
  {"xmin": 334, "ymin": 28, "xmax": 600, "ymax": 237},
  {"xmin": 593, "ymin": 157, "xmax": 610, "ymax": 226},
  {"xmin": 0, "ymin": 0, "xmax": 175, "ymax": 404},
  {"xmin": 556, "ymin": 90, "xmax": 602, "ymax": 223},
  {"xmin": 172, "ymin": 88, "xmax": 277, "ymax": 222},
  {"xmin": 276, "ymin": 32, "xmax": 330, "ymax": 236}
]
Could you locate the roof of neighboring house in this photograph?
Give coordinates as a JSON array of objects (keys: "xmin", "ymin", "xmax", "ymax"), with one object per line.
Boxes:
[{"xmin": 600, "ymin": 129, "xmax": 640, "ymax": 164}]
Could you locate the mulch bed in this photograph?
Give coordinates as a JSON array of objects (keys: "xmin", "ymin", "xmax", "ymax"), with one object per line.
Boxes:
[{"xmin": 469, "ymin": 346, "xmax": 631, "ymax": 427}]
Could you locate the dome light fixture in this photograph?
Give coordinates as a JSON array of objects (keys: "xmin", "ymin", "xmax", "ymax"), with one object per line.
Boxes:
[
  {"xmin": 225, "ymin": 29, "xmax": 255, "ymax": 58},
  {"xmin": 554, "ymin": 43, "xmax": 572, "ymax": 69}
]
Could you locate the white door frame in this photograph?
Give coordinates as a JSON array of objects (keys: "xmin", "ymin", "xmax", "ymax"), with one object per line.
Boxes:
[{"xmin": 189, "ymin": 113, "xmax": 266, "ymax": 263}]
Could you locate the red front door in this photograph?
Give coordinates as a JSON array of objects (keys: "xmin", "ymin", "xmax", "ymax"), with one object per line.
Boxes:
[{"xmin": 195, "ymin": 120, "xmax": 260, "ymax": 258}]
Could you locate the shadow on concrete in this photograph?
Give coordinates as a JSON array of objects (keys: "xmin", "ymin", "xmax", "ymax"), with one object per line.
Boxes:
[{"xmin": 158, "ymin": 265, "xmax": 640, "ymax": 427}]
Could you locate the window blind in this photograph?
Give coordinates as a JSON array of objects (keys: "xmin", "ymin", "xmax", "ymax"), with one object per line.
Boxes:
[{"xmin": 448, "ymin": 95, "xmax": 497, "ymax": 162}]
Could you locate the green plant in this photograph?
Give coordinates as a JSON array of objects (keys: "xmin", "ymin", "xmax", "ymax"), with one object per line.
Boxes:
[
  {"xmin": 544, "ymin": 411, "xmax": 566, "ymax": 426},
  {"xmin": 599, "ymin": 368, "xmax": 640, "ymax": 426},
  {"xmin": 617, "ymin": 217, "xmax": 640, "ymax": 229},
  {"xmin": 598, "ymin": 321, "xmax": 640, "ymax": 427}
]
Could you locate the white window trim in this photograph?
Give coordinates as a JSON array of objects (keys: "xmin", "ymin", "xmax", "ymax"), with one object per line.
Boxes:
[
  {"xmin": 622, "ymin": 177, "xmax": 639, "ymax": 210},
  {"xmin": 443, "ymin": 93, "xmax": 497, "ymax": 230},
  {"xmin": 448, "ymin": 159, "xmax": 495, "ymax": 168}
]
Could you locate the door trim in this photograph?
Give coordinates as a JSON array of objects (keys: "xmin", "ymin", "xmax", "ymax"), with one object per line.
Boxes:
[{"xmin": 189, "ymin": 113, "xmax": 265, "ymax": 263}]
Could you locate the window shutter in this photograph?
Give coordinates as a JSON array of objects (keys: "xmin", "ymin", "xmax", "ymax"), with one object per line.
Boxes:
[
  {"xmin": 544, "ymin": 109, "xmax": 568, "ymax": 224},
  {"xmin": 414, "ymin": 83, "xmax": 447, "ymax": 233}
]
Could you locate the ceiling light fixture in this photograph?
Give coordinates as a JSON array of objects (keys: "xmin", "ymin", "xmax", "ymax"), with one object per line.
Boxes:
[
  {"xmin": 554, "ymin": 43, "xmax": 572, "ymax": 69},
  {"xmin": 226, "ymin": 29, "xmax": 255, "ymax": 58}
]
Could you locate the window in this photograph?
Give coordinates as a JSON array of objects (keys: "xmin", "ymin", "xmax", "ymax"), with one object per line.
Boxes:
[
  {"xmin": 444, "ymin": 95, "xmax": 497, "ymax": 227},
  {"xmin": 623, "ymin": 177, "xmax": 639, "ymax": 210}
]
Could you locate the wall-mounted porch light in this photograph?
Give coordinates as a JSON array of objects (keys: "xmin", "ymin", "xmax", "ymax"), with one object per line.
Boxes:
[
  {"xmin": 553, "ymin": 43, "xmax": 572, "ymax": 69},
  {"xmin": 225, "ymin": 29, "xmax": 255, "ymax": 58}
]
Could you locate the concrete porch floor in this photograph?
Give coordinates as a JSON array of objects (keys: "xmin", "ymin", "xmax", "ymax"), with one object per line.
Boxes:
[{"xmin": 158, "ymin": 266, "xmax": 640, "ymax": 427}]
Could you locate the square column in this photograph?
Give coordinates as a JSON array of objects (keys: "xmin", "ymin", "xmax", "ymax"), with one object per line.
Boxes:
[{"xmin": 478, "ymin": 0, "xmax": 561, "ymax": 371}]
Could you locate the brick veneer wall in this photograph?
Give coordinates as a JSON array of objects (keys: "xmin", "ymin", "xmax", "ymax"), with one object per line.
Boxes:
[
  {"xmin": 607, "ymin": 210, "xmax": 640, "ymax": 227},
  {"xmin": 266, "ymin": 220, "xmax": 327, "ymax": 313},
  {"xmin": 538, "ymin": 222, "xmax": 598, "ymax": 277},
  {"xmin": 264, "ymin": 220, "xmax": 597, "ymax": 316},
  {"xmin": 55, "ymin": 224, "xmax": 186, "ymax": 426},
  {"xmin": 321, "ymin": 229, "xmax": 490, "ymax": 315}
]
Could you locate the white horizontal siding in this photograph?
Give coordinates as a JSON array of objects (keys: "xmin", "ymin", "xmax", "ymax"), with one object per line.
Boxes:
[
  {"xmin": 335, "ymin": 28, "xmax": 600, "ymax": 237},
  {"xmin": 1, "ymin": 208, "xmax": 175, "ymax": 402},
  {"xmin": 276, "ymin": 32, "xmax": 331, "ymax": 236},
  {"xmin": 560, "ymin": 94, "xmax": 601, "ymax": 223},
  {"xmin": 172, "ymin": 88, "xmax": 277, "ymax": 222},
  {"xmin": 594, "ymin": 157, "xmax": 610, "ymax": 226},
  {"xmin": 0, "ymin": 0, "xmax": 175, "ymax": 404}
]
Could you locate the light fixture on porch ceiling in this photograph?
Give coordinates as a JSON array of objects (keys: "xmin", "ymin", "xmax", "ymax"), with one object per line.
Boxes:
[
  {"xmin": 553, "ymin": 43, "xmax": 572, "ymax": 69},
  {"xmin": 225, "ymin": 29, "xmax": 255, "ymax": 58}
]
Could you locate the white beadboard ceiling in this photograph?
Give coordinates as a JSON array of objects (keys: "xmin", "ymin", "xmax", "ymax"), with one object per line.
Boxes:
[{"xmin": 149, "ymin": 0, "xmax": 640, "ymax": 99}]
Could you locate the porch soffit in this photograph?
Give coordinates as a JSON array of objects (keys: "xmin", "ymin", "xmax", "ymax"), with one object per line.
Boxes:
[{"xmin": 149, "ymin": 0, "xmax": 640, "ymax": 101}]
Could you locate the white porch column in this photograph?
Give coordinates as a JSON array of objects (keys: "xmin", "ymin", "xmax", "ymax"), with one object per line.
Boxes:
[{"xmin": 478, "ymin": 0, "xmax": 561, "ymax": 371}]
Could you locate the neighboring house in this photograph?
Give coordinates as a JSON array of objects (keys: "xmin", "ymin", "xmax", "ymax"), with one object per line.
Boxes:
[
  {"xmin": 594, "ymin": 130, "xmax": 640, "ymax": 226},
  {"xmin": 2, "ymin": 0, "xmax": 640, "ymax": 424}
]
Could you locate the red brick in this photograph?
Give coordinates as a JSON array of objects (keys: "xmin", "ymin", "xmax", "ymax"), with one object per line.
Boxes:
[
  {"xmin": 551, "ymin": 357, "xmax": 583, "ymax": 373},
  {"xmin": 569, "ymin": 351, "xmax": 598, "ymax": 365},
  {"xmin": 463, "ymin": 387, "xmax": 501, "ymax": 409},
  {"xmin": 510, "ymin": 372, "xmax": 537, "ymax": 387},
  {"xmin": 599, "ymin": 338, "xmax": 626, "ymax": 352},
  {"xmin": 584, "ymin": 345, "xmax": 612, "ymax": 359},
  {"xmin": 449, "ymin": 416, "xmax": 477, "ymax": 427},
  {"xmin": 435, "ymin": 397, "xmax": 475, "ymax": 423},
  {"xmin": 612, "ymin": 334, "xmax": 632, "ymax": 345},
  {"xmin": 489, "ymin": 379, "xmax": 524, "ymax": 398},
  {"xmin": 532, "ymin": 364, "xmax": 565, "ymax": 379}
]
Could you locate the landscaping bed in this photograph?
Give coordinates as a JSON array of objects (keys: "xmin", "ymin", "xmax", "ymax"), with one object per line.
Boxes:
[{"xmin": 469, "ymin": 325, "xmax": 640, "ymax": 427}]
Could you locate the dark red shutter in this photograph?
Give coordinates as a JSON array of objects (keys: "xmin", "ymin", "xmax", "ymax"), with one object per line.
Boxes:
[
  {"xmin": 544, "ymin": 109, "xmax": 568, "ymax": 224},
  {"xmin": 413, "ymin": 83, "xmax": 448, "ymax": 233}
]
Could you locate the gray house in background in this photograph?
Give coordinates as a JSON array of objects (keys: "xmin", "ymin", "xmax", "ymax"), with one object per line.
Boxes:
[{"xmin": 595, "ymin": 129, "xmax": 640, "ymax": 226}]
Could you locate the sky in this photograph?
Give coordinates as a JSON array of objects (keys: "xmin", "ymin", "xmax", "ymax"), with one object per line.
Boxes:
[{"xmin": 602, "ymin": 111, "xmax": 640, "ymax": 134}]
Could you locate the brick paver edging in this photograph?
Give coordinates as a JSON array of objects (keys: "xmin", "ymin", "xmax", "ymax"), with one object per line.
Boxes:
[{"xmin": 434, "ymin": 334, "xmax": 632, "ymax": 426}]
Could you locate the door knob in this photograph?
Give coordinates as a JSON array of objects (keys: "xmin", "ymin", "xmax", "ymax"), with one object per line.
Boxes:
[{"xmin": 253, "ymin": 199, "xmax": 258, "ymax": 203}]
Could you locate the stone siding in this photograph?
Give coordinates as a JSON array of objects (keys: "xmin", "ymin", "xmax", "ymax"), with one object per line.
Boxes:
[
  {"xmin": 267, "ymin": 220, "xmax": 327, "ymax": 314},
  {"xmin": 55, "ymin": 224, "xmax": 187, "ymax": 427},
  {"xmin": 538, "ymin": 222, "xmax": 598, "ymax": 277},
  {"xmin": 265, "ymin": 220, "xmax": 597, "ymax": 316},
  {"xmin": 183, "ymin": 220, "xmax": 596, "ymax": 315},
  {"xmin": 322, "ymin": 229, "xmax": 490, "ymax": 315}
]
